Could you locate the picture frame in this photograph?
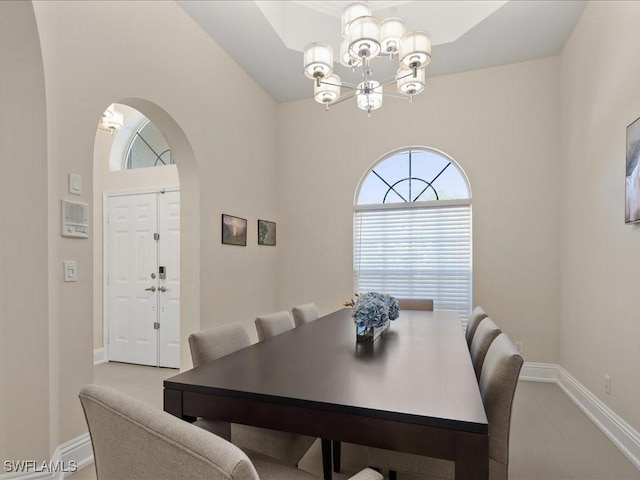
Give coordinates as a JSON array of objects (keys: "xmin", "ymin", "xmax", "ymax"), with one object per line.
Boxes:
[
  {"xmin": 222, "ymin": 214, "xmax": 247, "ymax": 246},
  {"xmin": 626, "ymin": 116, "xmax": 640, "ymax": 224},
  {"xmin": 257, "ymin": 219, "xmax": 276, "ymax": 246}
]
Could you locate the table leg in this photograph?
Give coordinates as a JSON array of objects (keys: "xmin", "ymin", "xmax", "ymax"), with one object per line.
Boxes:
[
  {"xmin": 321, "ymin": 439, "xmax": 333, "ymax": 480},
  {"xmin": 332, "ymin": 440, "xmax": 341, "ymax": 473},
  {"xmin": 164, "ymin": 388, "xmax": 195, "ymax": 422},
  {"xmin": 454, "ymin": 431, "xmax": 488, "ymax": 480}
]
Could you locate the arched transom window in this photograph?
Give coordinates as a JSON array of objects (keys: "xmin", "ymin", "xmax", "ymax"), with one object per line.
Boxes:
[
  {"xmin": 124, "ymin": 120, "xmax": 172, "ymax": 170},
  {"xmin": 354, "ymin": 147, "xmax": 472, "ymax": 320}
]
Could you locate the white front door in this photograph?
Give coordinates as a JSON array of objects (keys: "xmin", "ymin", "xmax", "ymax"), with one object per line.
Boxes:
[{"xmin": 107, "ymin": 191, "xmax": 180, "ymax": 368}]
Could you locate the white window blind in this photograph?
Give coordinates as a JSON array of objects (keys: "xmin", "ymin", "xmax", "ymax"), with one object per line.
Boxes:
[{"xmin": 354, "ymin": 202, "xmax": 472, "ymax": 321}]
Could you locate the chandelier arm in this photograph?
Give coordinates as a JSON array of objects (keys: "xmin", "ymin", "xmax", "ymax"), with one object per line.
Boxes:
[
  {"xmin": 321, "ymin": 79, "xmax": 359, "ymax": 90},
  {"xmin": 328, "ymin": 91, "xmax": 357, "ymax": 107},
  {"xmin": 377, "ymin": 75, "xmax": 404, "ymax": 88},
  {"xmin": 380, "ymin": 90, "xmax": 412, "ymax": 100}
]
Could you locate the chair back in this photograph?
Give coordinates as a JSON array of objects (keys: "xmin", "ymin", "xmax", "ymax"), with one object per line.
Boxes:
[
  {"xmin": 255, "ymin": 311, "xmax": 295, "ymax": 341},
  {"xmin": 479, "ymin": 333, "xmax": 523, "ymax": 478},
  {"xmin": 189, "ymin": 323, "xmax": 251, "ymax": 367},
  {"xmin": 397, "ymin": 298, "xmax": 434, "ymax": 311},
  {"xmin": 470, "ymin": 317, "xmax": 502, "ymax": 380},
  {"xmin": 79, "ymin": 384, "xmax": 259, "ymax": 480},
  {"xmin": 465, "ymin": 306, "xmax": 488, "ymax": 348},
  {"xmin": 292, "ymin": 303, "xmax": 319, "ymax": 327}
]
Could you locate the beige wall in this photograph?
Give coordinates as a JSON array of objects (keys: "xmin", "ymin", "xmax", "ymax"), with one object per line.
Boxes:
[
  {"xmin": 277, "ymin": 57, "xmax": 562, "ymax": 363},
  {"xmin": 0, "ymin": 1, "xmax": 50, "ymax": 463},
  {"xmin": 26, "ymin": 0, "xmax": 278, "ymax": 456},
  {"xmin": 560, "ymin": 0, "xmax": 640, "ymax": 432}
]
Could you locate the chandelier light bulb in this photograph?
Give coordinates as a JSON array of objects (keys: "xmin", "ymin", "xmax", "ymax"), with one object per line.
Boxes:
[
  {"xmin": 314, "ymin": 74, "xmax": 341, "ymax": 105},
  {"xmin": 381, "ymin": 18, "xmax": 406, "ymax": 56},
  {"xmin": 303, "ymin": 43, "xmax": 334, "ymax": 80},
  {"xmin": 356, "ymin": 80, "xmax": 383, "ymax": 112},
  {"xmin": 342, "ymin": 2, "xmax": 371, "ymax": 38},
  {"xmin": 348, "ymin": 16, "xmax": 382, "ymax": 60},
  {"xmin": 397, "ymin": 67, "xmax": 426, "ymax": 96},
  {"xmin": 340, "ymin": 38, "xmax": 362, "ymax": 68},
  {"xmin": 400, "ymin": 31, "xmax": 432, "ymax": 69}
]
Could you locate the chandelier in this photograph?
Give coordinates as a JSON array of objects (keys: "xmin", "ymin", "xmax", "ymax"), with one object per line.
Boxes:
[
  {"xmin": 99, "ymin": 104, "xmax": 124, "ymax": 134},
  {"xmin": 303, "ymin": 2, "xmax": 431, "ymax": 115}
]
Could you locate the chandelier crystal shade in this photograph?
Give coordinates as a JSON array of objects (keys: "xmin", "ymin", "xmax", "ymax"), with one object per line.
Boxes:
[{"xmin": 303, "ymin": 2, "xmax": 432, "ymax": 115}]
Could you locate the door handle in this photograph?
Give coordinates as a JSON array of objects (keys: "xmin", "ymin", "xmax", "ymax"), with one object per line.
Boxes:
[
  {"xmin": 158, "ymin": 286, "xmax": 168, "ymax": 293},
  {"xmin": 145, "ymin": 286, "xmax": 157, "ymax": 292}
]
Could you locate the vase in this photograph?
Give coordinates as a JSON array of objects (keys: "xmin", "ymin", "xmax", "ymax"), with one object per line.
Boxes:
[{"xmin": 356, "ymin": 321, "xmax": 389, "ymax": 343}]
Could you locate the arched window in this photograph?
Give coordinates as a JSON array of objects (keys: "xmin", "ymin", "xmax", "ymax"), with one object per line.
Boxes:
[
  {"xmin": 124, "ymin": 119, "xmax": 172, "ymax": 170},
  {"xmin": 354, "ymin": 148, "xmax": 472, "ymax": 320}
]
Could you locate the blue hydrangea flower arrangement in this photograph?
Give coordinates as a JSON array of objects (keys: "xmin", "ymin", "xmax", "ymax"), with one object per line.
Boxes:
[{"xmin": 351, "ymin": 292, "xmax": 400, "ymax": 328}]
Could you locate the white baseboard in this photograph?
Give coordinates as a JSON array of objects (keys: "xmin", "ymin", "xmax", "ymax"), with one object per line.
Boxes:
[
  {"xmin": 0, "ymin": 433, "xmax": 93, "ymax": 479},
  {"xmin": 93, "ymin": 348, "xmax": 105, "ymax": 366},
  {"xmin": 520, "ymin": 362, "xmax": 640, "ymax": 470},
  {"xmin": 519, "ymin": 361, "xmax": 558, "ymax": 383}
]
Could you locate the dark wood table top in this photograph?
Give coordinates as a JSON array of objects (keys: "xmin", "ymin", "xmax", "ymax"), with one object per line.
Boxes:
[{"xmin": 165, "ymin": 308, "xmax": 487, "ymax": 434}]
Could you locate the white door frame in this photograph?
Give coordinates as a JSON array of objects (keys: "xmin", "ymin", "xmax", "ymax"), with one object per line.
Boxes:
[{"xmin": 102, "ymin": 187, "xmax": 180, "ymax": 364}]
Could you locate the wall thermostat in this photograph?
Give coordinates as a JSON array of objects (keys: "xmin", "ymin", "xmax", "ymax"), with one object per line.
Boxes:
[{"xmin": 61, "ymin": 199, "xmax": 89, "ymax": 238}]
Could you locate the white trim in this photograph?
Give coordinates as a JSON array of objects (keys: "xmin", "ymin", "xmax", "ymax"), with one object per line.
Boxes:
[
  {"xmin": 103, "ymin": 186, "xmax": 179, "ymax": 198},
  {"xmin": 93, "ymin": 348, "xmax": 106, "ymax": 366},
  {"xmin": 354, "ymin": 198, "xmax": 471, "ymax": 212},
  {"xmin": 556, "ymin": 366, "xmax": 640, "ymax": 470},
  {"xmin": 102, "ymin": 192, "xmax": 109, "ymax": 364},
  {"xmin": 519, "ymin": 361, "xmax": 558, "ymax": 383},
  {"xmin": 520, "ymin": 362, "xmax": 640, "ymax": 470},
  {"xmin": 0, "ymin": 434, "xmax": 93, "ymax": 480}
]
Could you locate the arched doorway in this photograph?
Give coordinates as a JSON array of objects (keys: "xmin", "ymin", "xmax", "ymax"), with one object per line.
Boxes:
[{"xmin": 93, "ymin": 99, "xmax": 199, "ymax": 370}]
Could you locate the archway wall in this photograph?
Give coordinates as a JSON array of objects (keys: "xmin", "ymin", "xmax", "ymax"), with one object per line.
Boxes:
[
  {"xmin": 0, "ymin": 0, "xmax": 50, "ymax": 463},
  {"xmin": 33, "ymin": 0, "xmax": 279, "ymax": 452}
]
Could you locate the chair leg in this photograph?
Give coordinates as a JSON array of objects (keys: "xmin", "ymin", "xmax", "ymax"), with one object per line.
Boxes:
[
  {"xmin": 332, "ymin": 440, "xmax": 341, "ymax": 473},
  {"xmin": 321, "ymin": 439, "xmax": 332, "ymax": 480},
  {"xmin": 389, "ymin": 470, "xmax": 397, "ymax": 480}
]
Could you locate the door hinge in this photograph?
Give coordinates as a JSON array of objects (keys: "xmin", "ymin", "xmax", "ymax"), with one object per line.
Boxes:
[
  {"xmin": 154, "ymin": 233, "xmax": 160, "ymax": 241},
  {"xmin": 154, "ymin": 322, "xmax": 160, "ymax": 330}
]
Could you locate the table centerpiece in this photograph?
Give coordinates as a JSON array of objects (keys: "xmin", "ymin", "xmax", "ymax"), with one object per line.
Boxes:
[{"xmin": 345, "ymin": 292, "xmax": 400, "ymax": 343}]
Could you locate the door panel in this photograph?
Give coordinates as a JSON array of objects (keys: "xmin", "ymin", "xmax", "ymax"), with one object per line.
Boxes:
[
  {"xmin": 107, "ymin": 193, "xmax": 158, "ymax": 366},
  {"xmin": 158, "ymin": 191, "xmax": 180, "ymax": 368}
]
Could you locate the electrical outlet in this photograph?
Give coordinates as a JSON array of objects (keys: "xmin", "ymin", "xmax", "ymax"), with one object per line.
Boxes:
[
  {"xmin": 604, "ymin": 374, "xmax": 611, "ymax": 395},
  {"xmin": 515, "ymin": 341, "xmax": 523, "ymax": 354}
]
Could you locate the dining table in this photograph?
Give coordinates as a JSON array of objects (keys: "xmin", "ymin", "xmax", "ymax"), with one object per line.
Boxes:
[{"xmin": 164, "ymin": 308, "xmax": 488, "ymax": 479}]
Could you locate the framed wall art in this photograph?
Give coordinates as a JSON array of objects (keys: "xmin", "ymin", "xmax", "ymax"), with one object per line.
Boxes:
[
  {"xmin": 222, "ymin": 214, "xmax": 247, "ymax": 246},
  {"xmin": 258, "ymin": 219, "xmax": 276, "ymax": 246},
  {"xmin": 626, "ymin": 117, "xmax": 640, "ymax": 223}
]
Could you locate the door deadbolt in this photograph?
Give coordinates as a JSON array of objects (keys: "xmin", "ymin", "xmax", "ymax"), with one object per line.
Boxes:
[{"xmin": 150, "ymin": 273, "xmax": 156, "ymax": 279}]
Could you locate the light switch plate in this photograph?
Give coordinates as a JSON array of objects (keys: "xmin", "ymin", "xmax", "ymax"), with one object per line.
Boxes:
[
  {"xmin": 69, "ymin": 173, "xmax": 82, "ymax": 195},
  {"xmin": 64, "ymin": 260, "xmax": 77, "ymax": 282}
]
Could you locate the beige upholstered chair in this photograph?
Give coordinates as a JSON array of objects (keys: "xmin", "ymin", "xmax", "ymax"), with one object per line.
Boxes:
[
  {"xmin": 189, "ymin": 324, "xmax": 316, "ymax": 466},
  {"xmin": 292, "ymin": 303, "xmax": 320, "ymax": 327},
  {"xmin": 80, "ymin": 384, "xmax": 383, "ymax": 480},
  {"xmin": 470, "ymin": 317, "xmax": 502, "ymax": 380},
  {"xmin": 396, "ymin": 298, "xmax": 434, "ymax": 311},
  {"xmin": 367, "ymin": 333, "xmax": 523, "ymax": 480},
  {"xmin": 255, "ymin": 311, "xmax": 296, "ymax": 341},
  {"xmin": 465, "ymin": 305, "xmax": 488, "ymax": 348}
]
